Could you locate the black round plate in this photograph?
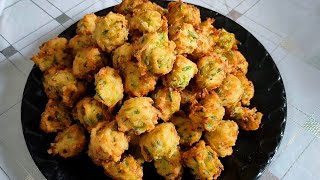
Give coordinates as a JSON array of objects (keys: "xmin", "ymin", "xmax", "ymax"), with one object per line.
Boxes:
[{"xmin": 21, "ymin": 1, "xmax": 287, "ymax": 179}]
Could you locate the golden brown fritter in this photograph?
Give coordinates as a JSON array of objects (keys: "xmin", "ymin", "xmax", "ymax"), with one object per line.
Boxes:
[
  {"xmin": 43, "ymin": 67, "xmax": 87, "ymax": 107},
  {"xmin": 154, "ymin": 148, "xmax": 183, "ymax": 180},
  {"xmin": 235, "ymin": 73, "xmax": 254, "ymax": 106},
  {"xmin": 72, "ymin": 47, "xmax": 105, "ymax": 81},
  {"xmin": 72, "ymin": 97, "xmax": 111, "ymax": 131},
  {"xmin": 189, "ymin": 92, "xmax": 225, "ymax": 132},
  {"xmin": 76, "ymin": 13, "xmax": 98, "ymax": 35},
  {"xmin": 129, "ymin": 9, "xmax": 164, "ymax": 33},
  {"xmin": 94, "ymin": 67, "xmax": 124, "ymax": 108},
  {"xmin": 112, "ymin": 43, "xmax": 133, "ymax": 73},
  {"xmin": 152, "ymin": 87, "xmax": 181, "ymax": 122},
  {"xmin": 170, "ymin": 113, "xmax": 202, "ymax": 146},
  {"xmin": 204, "ymin": 120, "xmax": 239, "ymax": 157},
  {"xmin": 68, "ymin": 35, "xmax": 96, "ymax": 55},
  {"xmin": 123, "ymin": 61, "xmax": 158, "ymax": 97},
  {"xmin": 133, "ymin": 31, "xmax": 176, "ymax": 75},
  {"xmin": 139, "ymin": 122, "xmax": 180, "ymax": 161},
  {"xmin": 168, "ymin": 22, "xmax": 198, "ymax": 54},
  {"xmin": 114, "ymin": 0, "xmax": 145, "ymax": 14},
  {"xmin": 216, "ymin": 29, "xmax": 237, "ymax": 51},
  {"xmin": 93, "ymin": 12, "xmax": 128, "ymax": 52},
  {"xmin": 182, "ymin": 140, "xmax": 223, "ymax": 180},
  {"xmin": 32, "ymin": 37, "xmax": 72, "ymax": 72},
  {"xmin": 228, "ymin": 103, "xmax": 263, "ymax": 131},
  {"xmin": 215, "ymin": 49, "xmax": 248, "ymax": 75},
  {"xmin": 116, "ymin": 97, "xmax": 160, "ymax": 135},
  {"xmin": 102, "ymin": 155, "xmax": 143, "ymax": 180},
  {"xmin": 167, "ymin": 1, "xmax": 201, "ymax": 26},
  {"xmin": 216, "ymin": 74, "xmax": 244, "ymax": 107},
  {"xmin": 196, "ymin": 53, "xmax": 227, "ymax": 90},
  {"xmin": 133, "ymin": 1, "xmax": 166, "ymax": 16},
  {"xmin": 40, "ymin": 99, "xmax": 72, "ymax": 133},
  {"xmin": 163, "ymin": 55, "xmax": 198, "ymax": 90},
  {"xmin": 88, "ymin": 121, "xmax": 129, "ymax": 165},
  {"xmin": 48, "ymin": 124, "xmax": 86, "ymax": 158}
]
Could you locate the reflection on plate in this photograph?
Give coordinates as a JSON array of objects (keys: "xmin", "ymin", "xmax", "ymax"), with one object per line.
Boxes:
[{"xmin": 21, "ymin": 1, "xmax": 287, "ymax": 179}]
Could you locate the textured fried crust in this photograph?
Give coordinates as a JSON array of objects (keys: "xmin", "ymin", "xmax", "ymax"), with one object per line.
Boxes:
[
  {"xmin": 94, "ymin": 67, "xmax": 124, "ymax": 108},
  {"xmin": 48, "ymin": 124, "xmax": 86, "ymax": 158},
  {"xmin": 216, "ymin": 74, "xmax": 244, "ymax": 107},
  {"xmin": 68, "ymin": 35, "xmax": 96, "ymax": 55},
  {"xmin": 133, "ymin": 31, "xmax": 176, "ymax": 75},
  {"xmin": 102, "ymin": 155, "xmax": 143, "ymax": 180},
  {"xmin": 189, "ymin": 92, "xmax": 225, "ymax": 132},
  {"xmin": 139, "ymin": 122, "xmax": 180, "ymax": 161},
  {"xmin": 93, "ymin": 12, "xmax": 128, "ymax": 52},
  {"xmin": 167, "ymin": 1, "xmax": 201, "ymax": 26},
  {"xmin": 112, "ymin": 43, "xmax": 133, "ymax": 73},
  {"xmin": 76, "ymin": 13, "xmax": 98, "ymax": 35},
  {"xmin": 154, "ymin": 148, "xmax": 183, "ymax": 180},
  {"xmin": 116, "ymin": 97, "xmax": 160, "ymax": 135},
  {"xmin": 196, "ymin": 53, "xmax": 227, "ymax": 90},
  {"xmin": 169, "ymin": 23, "xmax": 198, "ymax": 54},
  {"xmin": 88, "ymin": 121, "xmax": 129, "ymax": 165},
  {"xmin": 182, "ymin": 141, "xmax": 223, "ymax": 180},
  {"xmin": 170, "ymin": 113, "xmax": 202, "ymax": 146},
  {"xmin": 32, "ymin": 37, "xmax": 72, "ymax": 72},
  {"xmin": 43, "ymin": 67, "xmax": 87, "ymax": 107},
  {"xmin": 72, "ymin": 47, "xmax": 105, "ymax": 81},
  {"xmin": 204, "ymin": 120, "xmax": 239, "ymax": 157},
  {"xmin": 40, "ymin": 99, "xmax": 72, "ymax": 133},
  {"xmin": 216, "ymin": 29, "xmax": 238, "ymax": 51},
  {"xmin": 123, "ymin": 61, "xmax": 158, "ymax": 97},
  {"xmin": 72, "ymin": 97, "xmax": 111, "ymax": 131},
  {"xmin": 133, "ymin": 1, "xmax": 166, "ymax": 16},
  {"xmin": 163, "ymin": 55, "xmax": 198, "ymax": 90},
  {"xmin": 114, "ymin": 0, "xmax": 145, "ymax": 14},
  {"xmin": 152, "ymin": 87, "xmax": 181, "ymax": 122},
  {"xmin": 129, "ymin": 9, "xmax": 164, "ymax": 33},
  {"xmin": 235, "ymin": 73, "xmax": 254, "ymax": 106}
]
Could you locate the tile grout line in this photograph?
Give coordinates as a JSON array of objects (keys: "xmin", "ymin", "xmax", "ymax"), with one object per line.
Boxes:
[
  {"xmin": 7, "ymin": 53, "xmax": 29, "ymax": 76},
  {"xmin": 235, "ymin": 0, "xmax": 261, "ymax": 14},
  {"xmin": 64, "ymin": 0, "xmax": 89, "ymax": 14},
  {"xmin": 31, "ymin": 0, "xmax": 59, "ymax": 19},
  {"xmin": 199, "ymin": 0, "xmax": 230, "ymax": 13},
  {"xmin": 0, "ymin": 100, "xmax": 22, "ymax": 117},
  {"xmin": 244, "ymin": 14, "xmax": 283, "ymax": 38},
  {"xmin": 3, "ymin": 0, "xmax": 22, "ymax": 11},
  {"xmin": 44, "ymin": 0, "xmax": 63, "ymax": 14},
  {"xmin": 0, "ymin": 34, "xmax": 10, "ymax": 48},
  {"xmin": 71, "ymin": 0, "xmax": 106, "ymax": 20}
]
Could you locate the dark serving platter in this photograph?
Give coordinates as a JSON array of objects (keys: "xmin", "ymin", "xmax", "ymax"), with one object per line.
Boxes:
[{"xmin": 21, "ymin": 1, "xmax": 287, "ymax": 179}]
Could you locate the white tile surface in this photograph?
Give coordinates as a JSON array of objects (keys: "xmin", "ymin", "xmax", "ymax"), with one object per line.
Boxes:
[
  {"xmin": 9, "ymin": 52, "xmax": 34, "ymax": 76},
  {"xmin": 217, "ymin": 0, "xmax": 244, "ymax": 9},
  {"xmin": 0, "ymin": 53, "xmax": 5, "ymax": 63},
  {"xmin": 0, "ymin": 60, "xmax": 27, "ymax": 115},
  {"xmin": 47, "ymin": 0, "xmax": 84, "ymax": 12},
  {"xmin": 271, "ymin": 45, "xmax": 288, "ymax": 65},
  {"xmin": 283, "ymin": 138, "xmax": 320, "ymax": 180},
  {"xmin": 65, "ymin": 0, "xmax": 99, "ymax": 18},
  {"xmin": 62, "ymin": 19, "xmax": 75, "ymax": 28},
  {"xmin": 277, "ymin": 53, "xmax": 320, "ymax": 116},
  {"xmin": 0, "ymin": 0, "xmax": 52, "ymax": 44},
  {"xmin": 234, "ymin": 0, "xmax": 259, "ymax": 14},
  {"xmin": 0, "ymin": 35, "xmax": 10, "ymax": 51},
  {"xmin": 32, "ymin": 0, "xmax": 62, "ymax": 18},
  {"xmin": 200, "ymin": 0, "xmax": 230, "ymax": 15},
  {"xmin": 12, "ymin": 20, "xmax": 60, "ymax": 50},
  {"xmin": 0, "ymin": 103, "xmax": 45, "ymax": 180},
  {"xmin": 3, "ymin": 0, "xmax": 21, "ymax": 8}
]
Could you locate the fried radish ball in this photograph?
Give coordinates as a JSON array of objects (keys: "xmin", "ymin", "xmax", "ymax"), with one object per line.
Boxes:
[
  {"xmin": 235, "ymin": 73, "xmax": 254, "ymax": 106},
  {"xmin": 230, "ymin": 50, "xmax": 248, "ymax": 75},
  {"xmin": 129, "ymin": 9, "xmax": 164, "ymax": 33},
  {"xmin": 32, "ymin": 37, "xmax": 72, "ymax": 72},
  {"xmin": 40, "ymin": 99, "xmax": 72, "ymax": 133},
  {"xmin": 116, "ymin": 97, "xmax": 160, "ymax": 135},
  {"xmin": 204, "ymin": 120, "xmax": 239, "ymax": 157},
  {"xmin": 72, "ymin": 47, "xmax": 105, "ymax": 81},
  {"xmin": 196, "ymin": 53, "xmax": 227, "ymax": 90},
  {"xmin": 189, "ymin": 92, "xmax": 225, "ymax": 132},
  {"xmin": 102, "ymin": 155, "xmax": 143, "ymax": 180},
  {"xmin": 43, "ymin": 67, "xmax": 86, "ymax": 107},
  {"xmin": 228, "ymin": 103, "xmax": 263, "ymax": 131},
  {"xmin": 139, "ymin": 122, "xmax": 180, "ymax": 161},
  {"xmin": 170, "ymin": 113, "xmax": 202, "ymax": 146},
  {"xmin": 216, "ymin": 29, "xmax": 237, "ymax": 51},
  {"xmin": 154, "ymin": 148, "xmax": 183, "ymax": 180},
  {"xmin": 76, "ymin": 13, "xmax": 98, "ymax": 35},
  {"xmin": 167, "ymin": 1, "xmax": 201, "ymax": 26},
  {"xmin": 112, "ymin": 43, "xmax": 133, "ymax": 73},
  {"xmin": 133, "ymin": 31, "xmax": 176, "ymax": 75},
  {"xmin": 216, "ymin": 74, "xmax": 244, "ymax": 107},
  {"xmin": 193, "ymin": 18, "xmax": 218, "ymax": 59},
  {"xmin": 133, "ymin": 1, "xmax": 166, "ymax": 16},
  {"xmin": 48, "ymin": 124, "xmax": 86, "ymax": 158},
  {"xmin": 152, "ymin": 87, "xmax": 181, "ymax": 122},
  {"xmin": 182, "ymin": 140, "xmax": 223, "ymax": 180},
  {"xmin": 123, "ymin": 61, "xmax": 158, "ymax": 97},
  {"xmin": 72, "ymin": 97, "xmax": 111, "ymax": 131},
  {"xmin": 88, "ymin": 121, "xmax": 129, "ymax": 164},
  {"xmin": 163, "ymin": 55, "xmax": 198, "ymax": 91},
  {"xmin": 114, "ymin": 0, "xmax": 145, "ymax": 14},
  {"xmin": 93, "ymin": 12, "xmax": 128, "ymax": 52},
  {"xmin": 168, "ymin": 22, "xmax": 198, "ymax": 54},
  {"xmin": 68, "ymin": 35, "xmax": 96, "ymax": 55},
  {"xmin": 94, "ymin": 67, "xmax": 124, "ymax": 108}
]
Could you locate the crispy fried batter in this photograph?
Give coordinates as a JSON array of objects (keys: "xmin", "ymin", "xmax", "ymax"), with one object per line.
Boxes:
[
  {"xmin": 133, "ymin": 1, "xmax": 166, "ymax": 16},
  {"xmin": 129, "ymin": 9, "xmax": 164, "ymax": 33},
  {"xmin": 167, "ymin": 1, "xmax": 201, "ymax": 26},
  {"xmin": 112, "ymin": 43, "xmax": 133, "ymax": 73},
  {"xmin": 154, "ymin": 148, "xmax": 183, "ymax": 180},
  {"xmin": 169, "ymin": 23, "xmax": 198, "ymax": 54},
  {"xmin": 216, "ymin": 29, "xmax": 237, "ymax": 51},
  {"xmin": 235, "ymin": 73, "xmax": 254, "ymax": 106},
  {"xmin": 77, "ymin": 13, "xmax": 98, "ymax": 35},
  {"xmin": 114, "ymin": 0, "xmax": 145, "ymax": 14},
  {"xmin": 216, "ymin": 74, "xmax": 244, "ymax": 107},
  {"xmin": 68, "ymin": 35, "xmax": 96, "ymax": 55}
]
